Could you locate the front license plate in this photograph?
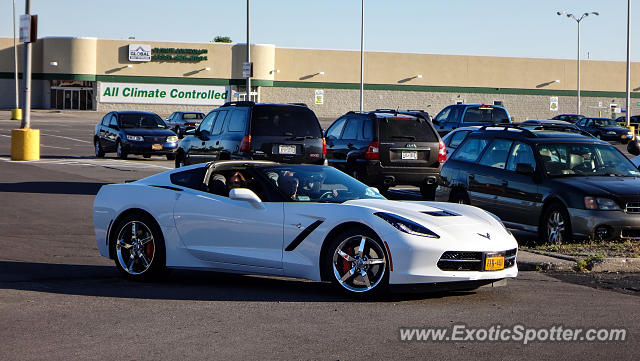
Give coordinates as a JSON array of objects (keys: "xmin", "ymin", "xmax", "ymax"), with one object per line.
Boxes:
[
  {"xmin": 279, "ymin": 145, "xmax": 296, "ymax": 154},
  {"xmin": 402, "ymin": 150, "xmax": 418, "ymax": 160},
  {"xmin": 152, "ymin": 144, "xmax": 162, "ymax": 150},
  {"xmin": 485, "ymin": 255, "xmax": 505, "ymax": 271}
]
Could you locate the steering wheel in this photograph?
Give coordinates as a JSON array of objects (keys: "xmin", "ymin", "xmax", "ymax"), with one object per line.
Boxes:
[{"xmin": 319, "ymin": 191, "xmax": 335, "ymax": 200}]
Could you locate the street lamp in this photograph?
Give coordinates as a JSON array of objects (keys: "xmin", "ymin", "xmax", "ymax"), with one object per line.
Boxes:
[{"xmin": 557, "ymin": 10, "xmax": 599, "ymax": 115}]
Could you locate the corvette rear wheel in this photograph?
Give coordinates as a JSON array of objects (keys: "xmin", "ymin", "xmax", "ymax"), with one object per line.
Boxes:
[
  {"xmin": 327, "ymin": 228, "xmax": 388, "ymax": 295},
  {"xmin": 112, "ymin": 213, "xmax": 166, "ymax": 281}
]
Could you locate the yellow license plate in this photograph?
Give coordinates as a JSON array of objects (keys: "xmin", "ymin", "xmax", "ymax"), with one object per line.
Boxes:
[
  {"xmin": 485, "ymin": 255, "xmax": 505, "ymax": 271},
  {"xmin": 152, "ymin": 144, "xmax": 162, "ymax": 150}
]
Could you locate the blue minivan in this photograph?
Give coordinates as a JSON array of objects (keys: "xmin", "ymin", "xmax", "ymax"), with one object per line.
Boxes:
[{"xmin": 432, "ymin": 104, "xmax": 511, "ymax": 136}]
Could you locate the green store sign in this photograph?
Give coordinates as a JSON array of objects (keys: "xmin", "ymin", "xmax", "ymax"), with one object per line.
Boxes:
[{"xmin": 152, "ymin": 47, "xmax": 208, "ymax": 62}]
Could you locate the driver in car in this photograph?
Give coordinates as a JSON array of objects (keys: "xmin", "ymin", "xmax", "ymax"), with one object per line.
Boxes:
[{"xmin": 227, "ymin": 172, "xmax": 246, "ymax": 192}]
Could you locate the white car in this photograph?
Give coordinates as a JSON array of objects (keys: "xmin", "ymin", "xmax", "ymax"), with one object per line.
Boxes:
[{"xmin": 93, "ymin": 161, "xmax": 518, "ymax": 295}]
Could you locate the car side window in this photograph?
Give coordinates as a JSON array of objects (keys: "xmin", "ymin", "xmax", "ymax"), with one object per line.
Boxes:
[
  {"xmin": 361, "ymin": 117, "xmax": 374, "ymax": 140},
  {"xmin": 326, "ymin": 117, "xmax": 347, "ymax": 139},
  {"xmin": 167, "ymin": 113, "xmax": 175, "ymax": 122},
  {"xmin": 341, "ymin": 117, "xmax": 361, "ymax": 140},
  {"xmin": 478, "ymin": 139, "xmax": 513, "ymax": 169},
  {"xmin": 434, "ymin": 107, "xmax": 451, "ymax": 123},
  {"xmin": 575, "ymin": 119, "xmax": 585, "ymax": 126},
  {"xmin": 109, "ymin": 114, "xmax": 118, "ymax": 127},
  {"xmin": 211, "ymin": 110, "xmax": 229, "ymax": 135},
  {"xmin": 445, "ymin": 106, "xmax": 462, "ymax": 124},
  {"xmin": 100, "ymin": 113, "xmax": 110, "ymax": 126},
  {"xmin": 506, "ymin": 142, "xmax": 536, "ymax": 172},
  {"xmin": 227, "ymin": 108, "xmax": 248, "ymax": 133},
  {"xmin": 170, "ymin": 167, "xmax": 207, "ymax": 191},
  {"xmin": 449, "ymin": 130, "xmax": 471, "ymax": 149},
  {"xmin": 451, "ymin": 137, "xmax": 490, "ymax": 162},
  {"xmin": 199, "ymin": 112, "xmax": 217, "ymax": 134}
]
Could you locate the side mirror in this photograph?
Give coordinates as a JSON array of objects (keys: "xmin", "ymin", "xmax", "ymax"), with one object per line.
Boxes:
[
  {"xmin": 515, "ymin": 163, "xmax": 535, "ymax": 175},
  {"xmin": 627, "ymin": 140, "xmax": 640, "ymax": 156},
  {"xmin": 229, "ymin": 188, "xmax": 264, "ymax": 209},
  {"xmin": 432, "ymin": 119, "xmax": 440, "ymax": 125}
]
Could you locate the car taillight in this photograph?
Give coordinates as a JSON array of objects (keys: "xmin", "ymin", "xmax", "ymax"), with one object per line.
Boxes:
[
  {"xmin": 240, "ymin": 135, "xmax": 251, "ymax": 153},
  {"xmin": 438, "ymin": 140, "xmax": 447, "ymax": 163},
  {"xmin": 322, "ymin": 138, "xmax": 327, "ymax": 155},
  {"xmin": 184, "ymin": 122, "xmax": 196, "ymax": 127},
  {"xmin": 365, "ymin": 140, "xmax": 379, "ymax": 160}
]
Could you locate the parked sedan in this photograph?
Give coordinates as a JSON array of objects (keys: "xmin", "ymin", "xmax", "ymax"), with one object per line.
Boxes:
[
  {"xmin": 94, "ymin": 111, "xmax": 178, "ymax": 160},
  {"xmin": 93, "ymin": 160, "xmax": 518, "ymax": 296},
  {"xmin": 575, "ymin": 117, "xmax": 633, "ymax": 143},
  {"xmin": 165, "ymin": 111, "xmax": 204, "ymax": 138},
  {"xmin": 436, "ymin": 126, "xmax": 640, "ymax": 244}
]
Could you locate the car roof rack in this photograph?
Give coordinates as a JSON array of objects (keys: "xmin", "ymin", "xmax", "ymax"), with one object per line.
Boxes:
[
  {"xmin": 221, "ymin": 101, "xmax": 255, "ymax": 107},
  {"xmin": 526, "ymin": 124, "xmax": 594, "ymax": 138},
  {"xmin": 477, "ymin": 124, "xmax": 536, "ymax": 137},
  {"xmin": 370, "ymin": 109, "xmax": 430, "ymax": 122}
]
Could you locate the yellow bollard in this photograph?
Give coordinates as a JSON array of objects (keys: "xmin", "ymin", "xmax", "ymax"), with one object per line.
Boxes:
[
  {"xmin": 11, "ymin": 128, "xmax": 40, "ymax": 161},
  {"xmin": 628, "ymin": 125, "xmax": 636, "ymax": 141},
  {"xmin": 11, "ymin": 108, "xmax": 22, "ymax": 120}
]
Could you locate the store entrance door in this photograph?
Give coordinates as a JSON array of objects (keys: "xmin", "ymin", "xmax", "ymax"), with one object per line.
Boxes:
[{"xmin": 52, "ymin": 87, "xmax": 94, "ymax": 110}]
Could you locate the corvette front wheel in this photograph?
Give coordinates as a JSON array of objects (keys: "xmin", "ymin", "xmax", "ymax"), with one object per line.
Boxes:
[
  {"xmin": 326, "ymin": 228, "xmax": 388, "ymax": 296},
  {"xmin": 111, "ymin": 213, "xmax": 166, "ymax": 281}
]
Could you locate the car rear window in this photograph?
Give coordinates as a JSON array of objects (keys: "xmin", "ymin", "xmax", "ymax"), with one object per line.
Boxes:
[
  {"xmin": 250, "ymin": 105, "xmax": 322, "ymax": 138},
  {"xmin": 183, "ymin": 113, "xmax": 204, "ymax": 120},
  {"xmin": 377, "ymin": 116, "xmax": 438, "ymax": 142},
  {"xmin": 462, "ymin": 107, "xmax": 509, "ymax": 124}
]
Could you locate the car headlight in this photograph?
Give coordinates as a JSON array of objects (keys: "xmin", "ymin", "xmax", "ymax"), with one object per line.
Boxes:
[
  {"xmin": 375, "ymin": 212, "xmax": 439, "ymax": 238},
  {"xmin": 606, "ymin": 131, "xmax": 616, "ymax": 135},
  {"xmin": 166, "ymin": 136, "xmax": 179, "ymax": 143},
  {"xmin": 485, "ymin": 211, "xmax": 512, "ymax": 235},
  {"xmin": 584, "ymin": 197, "xmax": 620, "ymax": 210},
  {"xmin": 126, "ymin": 135, "xmax": 144, "ymax": 142}
]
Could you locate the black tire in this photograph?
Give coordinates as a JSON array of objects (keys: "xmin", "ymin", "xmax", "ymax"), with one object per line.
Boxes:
[
  {"xmin": 323, "ymin": 227, "xmax": 389, "ymax": 297},
  {"xmin": 539, "ymin": 203, "xmax": 572, "ymax": 245},
  {"xmin": 450, "ymin": 189, "xmax": 470, "ymax": 204},
  {"xmin": 116, "ymin": 141, "xmax": 128, "ymax": 159},
  {"xmin": 420, "ymin": 183, "xmax": 437, "ymax": 200},
  {"xmin": 94, "ymin": 139, "xmax": 105, "ymax": 158},
  {"xmin": 166, "ymin": 153, "xmax": 176, "ymax": 161},
  {"xmin": 110, "ymin": 212, "xmax": 167, "ymax": 281},
  {"xmin": 143, "ymin": 154, "xmax": 151, "ymax": 159},
  {"xmin": 175, "ymin": 151, "xmax": 186, "ymax": 168}
]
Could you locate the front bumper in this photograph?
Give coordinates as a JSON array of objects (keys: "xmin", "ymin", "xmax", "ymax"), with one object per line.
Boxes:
[
  {"xmin": 363, "ymin": 160, "xmax": 441, "ymax": 187},
  {"xmin": 568, "ymin": 208, "xmax": 640, "ymax": 240},
  {"xmin": 123, "ymin": 141, "xmax": 178, "ymax": 155}
]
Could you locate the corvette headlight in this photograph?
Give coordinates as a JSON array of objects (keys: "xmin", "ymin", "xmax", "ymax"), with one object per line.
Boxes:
[
  {"xmin": 485, "ymin": 211, "xmax": 512, "ymax": 235},
  {"xmin": 584, "ymin": 197, "xmax": 620, "ymax": 210},
  {"xmin": 375, "ymin": 212, "xmax": 439, "ymax": 238},
  {"xmin": 166, "ymin": 136, "xmax": 179, "ymax": 143},
  {"xmin": 126, "ymin": 135, "xmax": 144, "ymax": 142}
]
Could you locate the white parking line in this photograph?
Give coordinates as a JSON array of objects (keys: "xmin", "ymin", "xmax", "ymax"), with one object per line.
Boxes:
[
  {"xmin": 0, "ymin": 156, "xmax": 172, "ymax": 170},
  {"xmin": 40, "ymin": 133, "xmax": 92, "ymax": 143}
]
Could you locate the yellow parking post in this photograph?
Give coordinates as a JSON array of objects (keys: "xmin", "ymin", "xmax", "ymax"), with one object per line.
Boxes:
[
  {"xmin": 11, "ymin": 128, "xmax": 40, "ymax": 161},
  {"xmin": 628, "ymin": 125, "xmax": 636, "ymax": 141},
  {"xmin": 11, "ymin": 109, "xmax": 22, "ymax": 120}
]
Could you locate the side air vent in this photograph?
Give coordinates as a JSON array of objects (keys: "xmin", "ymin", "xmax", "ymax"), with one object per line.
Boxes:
[{"xmin": 422, "ymin": 210, "xmax": 460, "ymax": 217}]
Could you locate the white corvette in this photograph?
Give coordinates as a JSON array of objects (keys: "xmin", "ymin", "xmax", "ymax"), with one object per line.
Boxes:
[{"xmin": 93, "ymin": 161, "xmax": 518, "ymax": 295}]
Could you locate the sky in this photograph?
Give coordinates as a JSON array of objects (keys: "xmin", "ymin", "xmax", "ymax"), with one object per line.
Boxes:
[{"xmin": 1, "ymin": 0, "xmax": 639, "ymax": 62}]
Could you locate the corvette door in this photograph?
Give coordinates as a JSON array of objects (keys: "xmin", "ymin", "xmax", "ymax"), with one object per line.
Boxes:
[{"xmin": 173, "ymin": 190, "xmax": 284, "ymax": 269}]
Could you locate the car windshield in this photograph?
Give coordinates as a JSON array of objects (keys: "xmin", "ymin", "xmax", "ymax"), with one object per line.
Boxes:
[
  {"xmin": 256, "ymin": 165, "xmax": 386, "ymax": 203},
  {"xmin": 120, "ymin": 113, "xmax": 166, "ymax": 129},
  {"xmin": 537, "ymin": 143, "xmax": 640, "ymax": 177},
  {"xmin": 251, "ymin": 105, "xmax": 322, "ymax": 138},
  {"xmin": 592, "ymin": 118, "xmax": 619, "ymax": 127},
  {"xmin": 463, "ymin": 106, "xmax": 509, "ymax": 123}
]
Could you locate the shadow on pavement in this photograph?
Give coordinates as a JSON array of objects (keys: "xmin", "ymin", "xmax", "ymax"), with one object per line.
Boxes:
[
  {"xmin": 0, "ymin": 181, "xmax": 109, "ymax": 195},
  {"xmin": 0, "ymin": 260, "xmax": 478, "ymax": 302}
]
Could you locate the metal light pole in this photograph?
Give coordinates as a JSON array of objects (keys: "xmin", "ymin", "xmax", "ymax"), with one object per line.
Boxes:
[
  {"xmin": 557, "ymin": 11, "xmax": 599, "ymax": 115},
  {"xmin": 22, "ymin": 0, "xmax": 33, "ymax": 129},
  {"xmin": 625, "ymin": 0, "xmax": 631, "ymax": 126},
  {"xmin": 246, "ymin": 0, "xmax": 251, "ymax": 101},
  {"xmin": 13, "ymin": 0, "xmax": 19, "ymax": 112},
  {"xmin": 359, "ymin": 0, "xmax": 364, "ymax": 111}
]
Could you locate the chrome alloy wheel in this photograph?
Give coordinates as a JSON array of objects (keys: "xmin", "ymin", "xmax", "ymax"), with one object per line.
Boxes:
[
  {"xmin": 116, "ymin": 221, "xmax": 156, "ymax": 275},
  {"xmin": 546, "ymin": 210, "xmax": 565, "ymax": 245},
  {"xmin": 332, "ymin": 235, "xmax": 386, "ymax": 293}
]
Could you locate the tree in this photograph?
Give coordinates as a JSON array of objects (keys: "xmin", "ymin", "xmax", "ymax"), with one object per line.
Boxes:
[{"xmin": 213, "ymin": 36, "xmax": 232, "ymax": 43}]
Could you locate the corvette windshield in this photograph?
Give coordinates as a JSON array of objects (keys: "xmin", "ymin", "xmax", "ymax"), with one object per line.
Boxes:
[
  {"xmin": 537, "ymin": 143, "xmax": 640, "ymax": 177},
  {"xmin": 257, "ymin": 165, "xmax": 386, "ymax": 203}
]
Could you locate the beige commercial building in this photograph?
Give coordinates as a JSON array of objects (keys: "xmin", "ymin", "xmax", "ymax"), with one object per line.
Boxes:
[{"xmin": 0, "ymin": 36, "xmax": 639, "ymax": 120}]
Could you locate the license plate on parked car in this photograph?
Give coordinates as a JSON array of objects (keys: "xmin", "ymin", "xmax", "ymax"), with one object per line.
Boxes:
[
  {"xmin": 152, "ymin": 144, "xmax": 162, "ymax": 150},
  {"xmin": 401, "ymin": 150, "xmax": 418, "ymax": 160},
  {"xmin": 484, "ymin": 254, "xmax": 505, "ymax": 271},
  {"xmin": 279, "ymin": 145, "xmax": 296, "ymax": 154}
]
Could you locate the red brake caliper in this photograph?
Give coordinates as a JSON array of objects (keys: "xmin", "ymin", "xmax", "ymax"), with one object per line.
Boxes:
[
  {"xmin": 342, "ymin": 247, "xmax": 353, "ymax": 274},
  {"xmin": 145, "ymin": 242, "xmax": 154, "ymax": 260}
]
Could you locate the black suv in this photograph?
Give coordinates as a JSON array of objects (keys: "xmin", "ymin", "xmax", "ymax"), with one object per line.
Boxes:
[
  {"xmin": 435, "ymin": 125, "xmax": 640, "ymax": 244},
  {"xmin": 324, "ymin": 109, "xmax": 445, "ymax": 198},
  {"xmin": 175, "ymin": 102, "xmax": 325, "ymax": 168}
]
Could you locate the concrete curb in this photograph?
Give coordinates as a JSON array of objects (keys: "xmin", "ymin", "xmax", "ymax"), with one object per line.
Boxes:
[{"xmin": 518, "ymin": 249, "xmax": 640, "ymax": 273}]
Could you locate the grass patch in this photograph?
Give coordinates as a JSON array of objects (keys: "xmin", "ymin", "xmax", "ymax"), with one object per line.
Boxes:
[{"xmin": 522, "ymin": 239, "xmax": 640, "ymax": 258}]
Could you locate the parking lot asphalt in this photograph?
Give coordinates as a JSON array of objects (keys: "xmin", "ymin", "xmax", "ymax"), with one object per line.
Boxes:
[{"xmin": 1, "ymin": 110, "xmax": 639, "ymax": 360}]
